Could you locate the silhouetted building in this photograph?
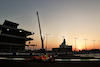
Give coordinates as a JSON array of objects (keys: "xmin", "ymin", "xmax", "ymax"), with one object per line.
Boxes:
[
  {"xmin": 52, "ymin": 39, "xmax": 72, "ymax": 52},
  {"xmin": 0, "ymin": 20, "xmax": 34, "ymax": 52},
  {"xmin": 60, "ymin": 39, "xmax": 70, "ymax": 48}
]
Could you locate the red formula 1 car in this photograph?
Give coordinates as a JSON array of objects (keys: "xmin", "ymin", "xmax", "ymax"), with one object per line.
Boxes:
[{"xmin": 26, "ymin": 54, "xmax": 56, "ymax": 62}]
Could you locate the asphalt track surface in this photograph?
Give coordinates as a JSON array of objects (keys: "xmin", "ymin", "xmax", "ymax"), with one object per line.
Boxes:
[{"xmin": 0, "ymin": 60, "xmax": 100, "ymax": 67}]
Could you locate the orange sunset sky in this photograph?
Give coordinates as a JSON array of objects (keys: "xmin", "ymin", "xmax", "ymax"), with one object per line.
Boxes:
[{"xmin": 0, "ymin": 0, "xmax": 100, "ymax": 51}]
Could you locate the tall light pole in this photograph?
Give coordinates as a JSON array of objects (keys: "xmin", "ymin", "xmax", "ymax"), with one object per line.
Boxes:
[
  {"xmin": 59, "ymin": 36, "xmax": 67, "ymax": 40},
  {"xmin": 91, "ymin": 40, "xmax": 96, "ymax": 50},
  {"xmin": 43, "ymin": 34, "xmax": 52, "ymax": 51},
  {"xmin": 73, "ymin": 37, "xmax": 78, "ymax": 51},
  {"xmin": 83, "ymin": 39, "xmax": 88, "ymax": 50},
  {"xmin": 98, "ymin": 40, "xmax": 100, "ymax": 44}
]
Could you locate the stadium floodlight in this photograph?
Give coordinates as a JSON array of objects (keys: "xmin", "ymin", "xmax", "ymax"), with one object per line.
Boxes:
[
  {"xmin": 59, "ymin": 36, "xmax": 67, "ymax": 39},
  {"xmin": 91, "ymin": 40, "xmax": 96, "ymax": 50},
  {"xmin": 83, "ymin": 39, "xmax": 88, "ymax": 50},
  {"xmin": 42, "ymin": 33, "xmax": 52, "ymax": 51},
  {"xmin": 73, "ymin": 37, "xmax": 78, "ymax": 51}
]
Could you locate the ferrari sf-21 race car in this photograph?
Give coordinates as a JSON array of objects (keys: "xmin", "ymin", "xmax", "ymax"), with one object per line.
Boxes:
[{"xmin": 26, "ymin": 54, "xmax": 57, "ymax": 62}]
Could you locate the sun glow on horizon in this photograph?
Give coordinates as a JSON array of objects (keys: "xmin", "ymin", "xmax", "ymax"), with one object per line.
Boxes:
[{"xmin": 79, "ymin": 48, "xmax": 81, "ymax": 50}]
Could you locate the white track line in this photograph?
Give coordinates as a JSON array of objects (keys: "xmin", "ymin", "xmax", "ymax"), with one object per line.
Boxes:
[
  {"xmin": 89, "ymin": 59, "xmax": 99, "ymax": 61},
  {"xmin": 71, "ymin": 59, "xmax": 81, "ymax": 61},
  {"xmin": 55, "ymin": 59, "xmax": 62, "ymax": 61},
  {"xmin": 13, "ymin": 58, "xmax": 25, "ymax": 60},
  {"xmin": 0, "ymin": 57, "xmax": 7, "ymax": 59}
]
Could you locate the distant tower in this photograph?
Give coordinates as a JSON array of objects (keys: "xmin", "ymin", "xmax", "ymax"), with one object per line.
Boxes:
[
  {"xmin": 63, "ymin": 39, "xmax": 66, "ymax": 44},
  {"xmin": 60, "ymin": 39, "xmax": 68, "ymax": 48}
]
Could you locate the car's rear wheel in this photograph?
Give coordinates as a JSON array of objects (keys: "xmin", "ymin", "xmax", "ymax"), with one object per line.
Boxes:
[{"xmin": 50, "ymin": 58, "xmax": 55, "ymax": 62}]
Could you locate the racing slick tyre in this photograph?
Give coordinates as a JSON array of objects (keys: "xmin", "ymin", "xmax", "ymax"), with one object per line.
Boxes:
[
  {"xmin": 29, "ymin": 57, "xmax": 34, "ymax": 61},
  {"xmin": 38, "ymin": 58, "xmax": 42, "ymax": 62},
  {"xmin": 50, "ymin": 58, "xmax": 55, "ymax": 62}
]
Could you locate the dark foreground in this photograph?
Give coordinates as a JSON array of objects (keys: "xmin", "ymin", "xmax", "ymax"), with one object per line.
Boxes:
[{"xmin": 0, "ymin": 60, "xmax": 100, "ymax": 67}]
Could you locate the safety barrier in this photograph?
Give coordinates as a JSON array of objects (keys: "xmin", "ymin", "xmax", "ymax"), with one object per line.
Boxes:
[{"xmin": 0, "ymin": 57, "xmax": 100, "ymax": 61}]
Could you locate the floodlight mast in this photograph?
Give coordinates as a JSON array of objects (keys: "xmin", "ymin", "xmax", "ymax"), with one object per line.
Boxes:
[
  {"xmin": 59, "ymin": 36, "xmax": 67, "ymax": 39},
  {"xmin": 92, "ymin": 40, "xmax": 96, "ymax": 50},
  {"xmin": 73, "ymin": 37, "xmax": 78, "ymax": 51},
  {"xmin": 43, "ymin": 34, "xmax": 52, "ymax": 51},
  {"xmin": 36, "ymin": 11, "xmax": 44, "ymax": 50},
  {"xmin": 83, "ymin": 39, "xmax": 88, "ymax": 50}
]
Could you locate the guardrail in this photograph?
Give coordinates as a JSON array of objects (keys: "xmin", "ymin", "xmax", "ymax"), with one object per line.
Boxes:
[{"xmin": 0, "ymin": 52, "xmax": 100, "ymax": 56}]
